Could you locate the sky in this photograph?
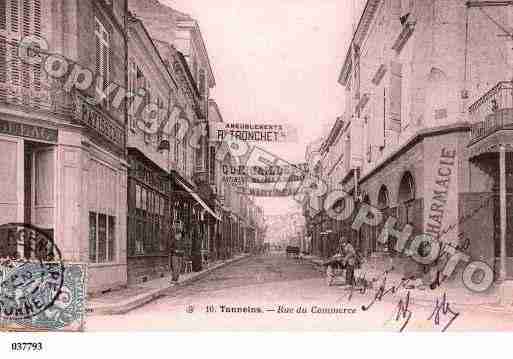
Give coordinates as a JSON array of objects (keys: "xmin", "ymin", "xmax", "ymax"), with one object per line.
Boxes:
[{"xmin": 162, "ymin": 0, "xmax": 365, "ymax": 216}]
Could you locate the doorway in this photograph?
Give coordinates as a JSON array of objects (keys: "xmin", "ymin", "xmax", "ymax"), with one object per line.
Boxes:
[{"xmin": 23, "ymin": 141, "xmax": 55, "ymax": 237}]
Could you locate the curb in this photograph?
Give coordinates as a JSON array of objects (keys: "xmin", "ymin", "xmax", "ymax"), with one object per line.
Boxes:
[{"xmin": 87, "ymin": 254, "xmax": 252, "ymax": 315}]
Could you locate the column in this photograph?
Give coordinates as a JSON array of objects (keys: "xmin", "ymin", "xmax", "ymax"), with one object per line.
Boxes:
[{"xmin": 500, "ymin": 145, "xmax": 507, "ymax": 280}]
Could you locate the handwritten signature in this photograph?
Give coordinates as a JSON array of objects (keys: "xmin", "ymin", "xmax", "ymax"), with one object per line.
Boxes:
[
  {"xmin": 427, "ymin": 292, "xmax": 460, "ymax": 332},
  {"xmin": 361, "ymin": 276, "xmax": 412, "ymax": 311},
  {"xmin": 389, "ymin": 292, "xmax": 460, "ymax": 332},
  {"xmin": 393, "ymin": 291, "xmax": 412, "ymax": 332}
]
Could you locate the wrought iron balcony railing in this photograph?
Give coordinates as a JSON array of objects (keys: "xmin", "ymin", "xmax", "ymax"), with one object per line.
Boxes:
[{"xmin": 469, "ymin": 81, "xmax": 513, "ymax": 144}]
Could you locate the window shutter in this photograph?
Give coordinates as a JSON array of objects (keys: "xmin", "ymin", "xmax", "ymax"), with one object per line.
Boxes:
[
  {"xmin": 34, "ymin": 0, "xmax": 41, "ymax": 37},
  {"xmin": 371, "ymin": 88, "xmax": 385, "ymax": 148},
  {"xmin": 9, "ymin": 38, "xmax": 18, "ymax": 86},
  {"xmin": 102, "ymin": 41, "xmax": 108, "ymax": 87},
  {"xmin": 0, "ymin": 36, "xmax": 6, "ymax": 84},
  {"xmin": 9, "ymin": 0, "xmax": 18, "ymax": 33},
  {"xmin": 20, "ymin": 0, "xmax": 30, "ymax": 89},
  {"xmin": 388, "ymin": 62, "xmax": 402, "ymax": 132},
  {"xmin": 0, "ymin": 0, "xmax": 6, "ymax": 31},
  {"xmin": 21, "ymin": 0, "xmax": 29, "ymax": 37},
  {"xmin": 95, "ymin": 35, "xmax": 101, "ymax": 75},
  {"xmin": 95, "ymin": 18, "xmax": 110, "ymax": 106}
]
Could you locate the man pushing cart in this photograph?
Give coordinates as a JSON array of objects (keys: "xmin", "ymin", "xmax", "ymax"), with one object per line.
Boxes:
[{"xmin": 324, "ymin": 237, "xmax": 361, "ymax": 287}]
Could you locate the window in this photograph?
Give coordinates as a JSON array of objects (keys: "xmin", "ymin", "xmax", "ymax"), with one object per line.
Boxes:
[
  {"xmin": 192, "ymin": 58, "xmax": 198, "ymax": 84},
  {"xmin": 95, "ymin": 17, "xmax": 110, "ymax": 106},
  {"xmin": 199, "ymin": 69, "xmax": 206, "ymax": 97},
  {"xmin": 130, "ymin": 182, "xmax": 169, "ymax": 256},
  {"xmin": 196, "ymin": 146, "xmax": 202, "ymax": 170},
  {"xmin": 209, "ymin": 147, "xmax": 215, "ymax": 184},
  {"xmin": 182, "ymin": 138, "xmax": 187, "ymax": 175},
  {"xmin": 0, "ymin": 0, "xmax": 42, "ymax": 89},
  {"xmin": 388, "ymin": 62, "xmax": 402, "ymax": 132},
  {"xmin": 128, "ymin": 59, "xmax": 138, "ymax": 130},
  {"xmin": 89, "ymin": 212, "xmax": 97, "ymax": 262},
  {"xmin": 89, "ymin": 212, "xmax": 116, "ymax": 263},
  {"xmin": 174, "ymin": 121, "xmax": 179, "ymax": 164}
]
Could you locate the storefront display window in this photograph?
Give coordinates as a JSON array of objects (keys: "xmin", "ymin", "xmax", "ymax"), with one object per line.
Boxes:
[{"xmin": 89, "ymin": 211, "xmax": 116, "ymax": 263}]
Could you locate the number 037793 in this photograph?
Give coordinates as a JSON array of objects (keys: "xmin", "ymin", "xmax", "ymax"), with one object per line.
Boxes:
[{"xmin": 11, "ymin": 342, "xmax": 43, "ymax": 351}]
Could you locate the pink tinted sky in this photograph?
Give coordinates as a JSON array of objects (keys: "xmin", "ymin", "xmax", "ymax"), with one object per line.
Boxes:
[{"xmin": 163, "ymin": 0, "xmax": 365, "ymax": 216}]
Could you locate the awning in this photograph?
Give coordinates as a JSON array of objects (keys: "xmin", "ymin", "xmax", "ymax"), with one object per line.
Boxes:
[{"xmin": 175, "ymin": 179, "xmax": 222, "ymax": 221}]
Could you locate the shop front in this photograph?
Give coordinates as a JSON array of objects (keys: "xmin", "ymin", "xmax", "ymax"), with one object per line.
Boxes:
[
  {"xmin": 0, "ymin": 109, "xmax": 128, "ymax": 294},
  {"xmin": 126, "ymin": 148, "xmax": 171, "ymax": 285},
  {"xmin": 169, "ymin": 172, "xmax": 221, "ymax": 272}
]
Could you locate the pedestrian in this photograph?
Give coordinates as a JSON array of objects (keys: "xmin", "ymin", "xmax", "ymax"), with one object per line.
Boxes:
[
  {"xmin": 342, "ymin": 239, "xmax": 357, "ymax": 286},
  {"xmin": 170, "ymin": 231, "xmax": 183, "ymax": 284}
]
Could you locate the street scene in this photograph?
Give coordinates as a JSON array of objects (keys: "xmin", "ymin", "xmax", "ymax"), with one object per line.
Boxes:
[
  {"xmin": 1, "ymin": 0, "xmax": 513, "ymax": 338},
  {"xmin": 87, "ymin": 252, "xmax": 513, "ymax": 332}
]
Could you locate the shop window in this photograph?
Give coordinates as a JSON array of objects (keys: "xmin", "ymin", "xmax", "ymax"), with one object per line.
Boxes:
[
  {"xmin": 141, "ymin": 187, "xmax": 147, "ymax": 211},
  {"xmin": 182, "ymin": 139, "xmax": 187, "ymax": 174},
  {"xmin": 209, "ymin": 147, "xmax": 216, "ymax": 184},
  {"xmin": 108, "ymin": 215, "xmax": 115, "ymax": 262},
  {"xmin": 135, "ymin": 184, "xmax": 141, "ymax": 209},
  {"xmin": 89, "ymin": 213, "xmax": 96, "ymax": 262},
  {"xmin": 89, "ymin": 211, "xmax": 116, "ymax": 263},
  {"xmin": 130, "ymin": 181, "xmax": 169, "ymax": 256},
  {"xmin": 136, "ymin": 219, "xmax": 143, "ymax": 254}
]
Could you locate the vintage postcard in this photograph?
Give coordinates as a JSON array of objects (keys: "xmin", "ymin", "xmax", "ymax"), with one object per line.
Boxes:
[{"xmin": 1, "ymin": 0, "xmax": 513, "ymax": 349}]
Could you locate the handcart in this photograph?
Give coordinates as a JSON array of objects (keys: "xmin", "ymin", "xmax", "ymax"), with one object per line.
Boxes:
[{"xmin": 323, "ymin": 257, "xmax": 346, "ymax": 287}]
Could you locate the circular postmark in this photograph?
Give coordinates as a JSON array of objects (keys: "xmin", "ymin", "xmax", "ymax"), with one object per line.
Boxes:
[{"xmin": 0, "ymin": 223, "xmax": 64, "ymax": 321}]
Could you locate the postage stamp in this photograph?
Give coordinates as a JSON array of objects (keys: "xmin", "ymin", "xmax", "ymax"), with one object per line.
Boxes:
[{"xmin": 0, "ymin": 223, "xmax": 87, "ymax": 332}]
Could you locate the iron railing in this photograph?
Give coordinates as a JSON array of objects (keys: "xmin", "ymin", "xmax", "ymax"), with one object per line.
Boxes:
[{"xmin": 469, "ymin": 81, "xmax": 513, "ymax": 143}]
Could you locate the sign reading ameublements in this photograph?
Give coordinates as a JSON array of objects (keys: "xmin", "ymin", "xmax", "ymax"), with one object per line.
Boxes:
[
  {"xmin": 212, "ymin": 122, "xmax": 298, "ymax": 142},
  {"xmin": 0, "ymin": 119, "xmax": 58, "ymax": 143}
]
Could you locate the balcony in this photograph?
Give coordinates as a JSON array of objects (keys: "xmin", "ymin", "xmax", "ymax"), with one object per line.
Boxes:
[
  {"xmin": 0, "ymin": 54, "xmax": 126, "ymax": 152},
  {"xmin": 469, "ymin": 81, "xmax": 513, "ymax": 145}
]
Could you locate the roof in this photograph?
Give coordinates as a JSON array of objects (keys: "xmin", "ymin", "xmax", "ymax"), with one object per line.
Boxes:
[
  {"xmin": 208, "ymin": 99, "xmax": 224, "ymax": 122},
  {"xmin": 338, "ymin": 0, "xmax": 382, "ymax": 86},
  {"xmin": 175, "ymin": 18, "xmax": 216, "ymax": 88},
  {"xmin": 127, "ymin": 13, "xmax": 178, "ymax": 90}
]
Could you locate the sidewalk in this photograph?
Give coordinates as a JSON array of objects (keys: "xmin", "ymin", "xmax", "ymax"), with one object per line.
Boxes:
[
  {"xmin": 304, "ymin": 255, "xmax": 502, "ymax": 308},
  {"xmin": 87, "ymin": 254, "xmax": 251, "ymax": 315}
]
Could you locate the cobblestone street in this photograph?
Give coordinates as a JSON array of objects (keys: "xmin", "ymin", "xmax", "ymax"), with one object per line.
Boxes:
[{"xmin": 87, "ymin": 253, "xmax": 513, "ymax": 331}]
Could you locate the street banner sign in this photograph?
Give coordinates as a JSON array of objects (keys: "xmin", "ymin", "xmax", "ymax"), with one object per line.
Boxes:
[{"xmin": 211, "ymin": 122, "xmax": 299, "ymax": 142}]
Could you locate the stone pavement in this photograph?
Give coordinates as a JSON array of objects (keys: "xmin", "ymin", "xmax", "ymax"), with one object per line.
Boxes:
[
  {"xmin": 87, "ymin": 254, "xmax": 251, "ymax": 315},
  {"xmin": 304, "ymin": 255, "xmax": 502, "ymax": 308}
]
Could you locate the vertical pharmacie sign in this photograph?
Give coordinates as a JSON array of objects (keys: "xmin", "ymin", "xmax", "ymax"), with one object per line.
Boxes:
[
  {"xmin": 211, "ymin": 122, "xmax": 298, "ymax": 143},
  {"xmin": 423, "ymin": 136, "xmax": 459, "ymax": 243}
]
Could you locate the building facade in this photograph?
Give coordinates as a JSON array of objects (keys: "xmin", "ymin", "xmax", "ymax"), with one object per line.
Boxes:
[
  {"xmin": 310, "ymin": 0, "xmax": 513, "ymax": 285},
  {"xmin": 0, "ymin": 0, "xmax": 129, "ymax": 293},
  {"xmin": 0, "ymin": 0, "xmax": 264, "ymax": 293}
]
